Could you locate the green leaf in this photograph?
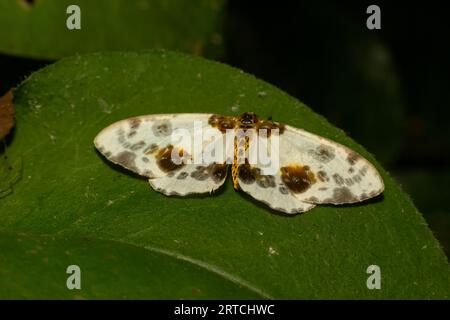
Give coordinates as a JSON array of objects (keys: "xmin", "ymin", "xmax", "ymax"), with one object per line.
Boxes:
[
  {"xmin": 0, "ymin": 231, "xmax": 261, "ymax": 299},
  {"xmin": 0, "ymin": 154, "xmax": 22, "ymax": 198},
  {"xmin": 0, "ymin": 51, "xmax": 449, "ymax": 299},
  {"xmin": 0, "ymin": 0, "xmax": 224, "ymax": 59}
]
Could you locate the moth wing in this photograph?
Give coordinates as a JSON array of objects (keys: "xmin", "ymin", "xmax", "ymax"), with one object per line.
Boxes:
[
  {"xmin": 94, "ymin": 113, "xmax": 228, "ymax": 196},
  {"xmin": 235, "ymin": 131, "xmax": 315, "ymax": 214},
  {"xmin": 279, "ymin": 125, "xmax": 384, "ymax": 205},
  {"xmin": 236, "ymin": 167, "xmax": 316, "ymax": 214},
  {"xmin": 236, "ymin": 124, "xmax": 384, "ymax": 214},
  {"xmin": 149, "ymin": 162, "xmax": 228, "ymax": 196}
]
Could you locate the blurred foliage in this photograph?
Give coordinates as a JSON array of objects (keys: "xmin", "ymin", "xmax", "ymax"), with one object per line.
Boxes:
[
  {"xmin": 0, "ymin": 0, "xmax": 225, "ymax": 60},
  {"xmin": 396, "ymin": 171, "xmax": 450, "ymax": 257},
  {"xmin": 0, "ymin": 51, "xmax": 449, "ymax": 298},
  {"xmin": 225, "ymin": 1, "xmax": 405, "ymax": 166}
]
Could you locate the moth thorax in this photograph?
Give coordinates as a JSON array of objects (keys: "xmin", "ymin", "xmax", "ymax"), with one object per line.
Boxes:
[{"xmin": 239, "ymin": 112, "xmax": 258, "ymax": 126}]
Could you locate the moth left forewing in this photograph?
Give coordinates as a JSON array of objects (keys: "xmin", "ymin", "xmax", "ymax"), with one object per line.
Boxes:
[
  {"xmin": 95, "ymin": 113, "xmax": 230, "ymax": 196},
  {"xmin": 94, "ymin": 113, "xmax": 213, "ymax": 178},
  {"xmin": 280, "ymin": 125, "xmax": 384, "ymax": 205}
]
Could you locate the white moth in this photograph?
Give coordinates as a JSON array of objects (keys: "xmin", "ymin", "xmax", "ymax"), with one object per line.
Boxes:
[{"xmin": 94, "ymin": 112, "xmax": 384, "ymax": 214}]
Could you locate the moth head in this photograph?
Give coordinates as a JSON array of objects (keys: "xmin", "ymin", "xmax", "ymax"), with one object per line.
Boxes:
[{"xmin": 239, "ymin": 112, "xmax": 259, "ymax": 126}]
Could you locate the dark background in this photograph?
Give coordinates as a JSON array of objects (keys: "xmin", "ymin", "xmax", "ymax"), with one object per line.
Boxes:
[
  {"xmin": 1, "ymin": 1, "xmax": 449, "ymax": 257},
  {"xmin": 224, "ymin": 0, "xmax": 450, "ymax": 258}
]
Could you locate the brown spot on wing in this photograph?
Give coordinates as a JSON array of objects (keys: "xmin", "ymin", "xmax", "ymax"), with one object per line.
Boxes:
[
  {"xmin": 191, "ymin": 166, "xmax": 210, "ymax": 181},
  {"xmin": 309, "ymin": 145, "xmax": 335, "ymax": 163},
  {"xmin": 237, "ymin": 162, "xmax": 257, "ymax": 184},
  {"xmin": 152, "ymin": 120, "xmax": 172, "ymax": 136},
  {"xmin": 117, "ymin": 128, "xmax": 125, "ymax": 141},
  {"xmin": 191, "ymin": 163, "xmax": 228, "ymax": 183},
  {"xmin": 129, "ymin": 118, "xmax": 142, "ymax": 129},
  {"xmin": 255, "ymin": 120, "xmax": 285, "ymax": 137},
  {"xmin": 210, "ymin": 163, "xmax": 228, "ymax": 183},
  {"xmin": 167, "ymin": 171, "xmax": 176, "ymax": 177},
  {"xmin": 332, "ymin": 173, "xmax": 345, "ymax": 186},
  {"xmin": 208, "ymin": 114, "xmax": 236, "ymax": 133},
  {"xmin": 130, "ymin": 140, "xmax": 146, "ymax": 151},
  {"xmin": 347, "ymin": 151, "xmax": 361, "ymax": 166},
  {"xmin": 305, "ymin": 196, "xmax": 319, "ymax": 202},
  {"xmin": 279, "ymin": 185, "xmax": 289, "ymax": 195},
  {"xmin": 209, "ymin": 112, "xmax": 285, "ymax": 136},
  {"xmin": 359, "ymin": 193, "xmax": 369, "ymax": 200},
  {"xmin": 359, "ymin": 166, "xmax": 369, "ymax": 177},
  {"xmin": 127, "ymin": 130, "xmax": 137, "ymax": 138},
  {"xmin": 111, "ymin": 151, "xmax": 138, "ymax": 172},
  {"xmin": 208, "ymin": 114, "xmax": 223, "ymax": 126},
  {"xmin": 177, "ymin": 171, "xmax": 189, "ymax": 180},
  {"xmin": 257, "ymin": 175, "xmax": 276, "ymax": 188},
  {"xmin": 317, "ymin": 170, "xmax": 329, "ymax": 182},
  {"xmin": 144, "ymin": 143, "xmax": 158, "ymax": 154},
  {"xmin": 156, "ymin": 145, "xmax": 185, "ymax": 173},
  {"xmin": 344, "ymin": 178, "xmax": 354, "ymax": 186},
  {"xmin": 332, "ymin": 187, "xmax": 358, "ymax": 203},
  {"xmin": 237, "ymin": 161, "xmax": 276, "ymax": 188},
  {"xmin": 280, "ymin": 164, "xmax": 316, "ymax": 193}
]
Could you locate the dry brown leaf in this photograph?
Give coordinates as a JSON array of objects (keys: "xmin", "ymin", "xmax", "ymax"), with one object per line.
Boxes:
[{"xmin": 0, "ymin": 90, "xmax": 15, "ymax": 140}]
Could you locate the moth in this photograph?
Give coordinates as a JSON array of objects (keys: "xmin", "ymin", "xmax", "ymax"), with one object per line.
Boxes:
[{"xmin": 94, "ymin": 112, "xmax": 384, "ymax": 214}]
